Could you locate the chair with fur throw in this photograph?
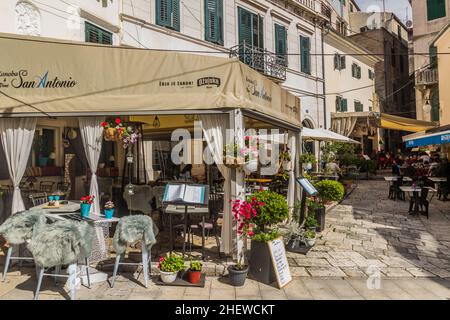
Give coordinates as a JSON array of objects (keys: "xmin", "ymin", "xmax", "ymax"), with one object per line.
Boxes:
[
  {"xmin": 0, "ymin": 209, "xmax": 48, "ymax": 281},
  {"xmin": 28, "ymin": 220, "xmax": 94, "ymax": 300},
  {"xmin": 110, "ymin": 215, "xmax": 158, "ymax": 288}
]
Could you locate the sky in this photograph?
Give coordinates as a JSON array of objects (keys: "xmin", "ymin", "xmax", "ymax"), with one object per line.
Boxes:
[{"xmin": 355, "ymin": 0, "xmax": 413, "ymax": 24}]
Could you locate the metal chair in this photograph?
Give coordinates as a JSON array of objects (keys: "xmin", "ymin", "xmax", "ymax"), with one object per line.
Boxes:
[
  {"xmin": 0, "ymin": 210, "xmax": 48, "ymax": 282},
  {"xmin": 39, "ymin": 181, "xmax": 55, "ymax": 193},
  {"xmin": 29, "ymin": 220, "xmax": 93, "ymax": 300},
  {"xmin": 29, "ymin": 193, "xmax": 48, "ymax": 207}
]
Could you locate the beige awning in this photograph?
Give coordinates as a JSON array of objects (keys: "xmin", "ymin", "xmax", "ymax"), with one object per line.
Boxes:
[{"xmin": 0, "ymin": 33, "xmax": 300, "ymax": 127}]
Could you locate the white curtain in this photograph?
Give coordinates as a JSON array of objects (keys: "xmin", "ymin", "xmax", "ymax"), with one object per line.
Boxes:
[
  {"xmin": 0, "ymin": 118, "xmax": 37, "ymax": 214},
  {"xmin": 199, "ymin": 115, "xmax": 232, "ymax": 254},
  {"xmin": 79, "ymin": 117, "xmax": 105, "ymax": 214},
  {"xmin": 142, "ymin": 141, "xmax": 154, "ymax": 181},
  {"xmin": 287, "ymin": 132, "xmax": 297, "ymax": 216}
]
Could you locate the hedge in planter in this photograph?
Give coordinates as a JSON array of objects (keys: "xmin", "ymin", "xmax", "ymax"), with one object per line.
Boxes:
[
  {"xmin": 250, "ymin": 191, "xmax": 289, "ymax": 232},
  {"xmin": 248, "ymin": 191, "xmax": 289, "ymax": 285},
  {"xmin": 314, "ymin": 180, "xmax": 345, "ymax": 203}
]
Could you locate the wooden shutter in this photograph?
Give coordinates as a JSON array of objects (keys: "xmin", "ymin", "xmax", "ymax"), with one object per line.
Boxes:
[
  {"xmin": 427, "ymin": 0, "xmax": 446, "ymax": 21},
  {"xmin": 205, "ymin": 0, "xmax": 223, "ymax": 45},
  {"xmin": 85, "ymin": 22, "xmax": 112, "ymax": 45},
  {"xmin": 238, "ymin": 7, "xmax": 252, "ymax": 46},
  {"xmin": 334, "ymin": 54, "xmax": 339, "ymax": 70},
  {"xmin": 341, "ymin": 99, "xmax": 348, "ymax": 112},
  {"xmin": 357, "ymin": 66, "xmax": 361, "ymax": 79},
  {"xmin": 300, "ymin": 36, "xmax": 311, "ymax": 74},
  {"xmin": 172, "ymin": 0, "xmax": 180, "ymax": 31},
  {"xmin": 156, "ymin": 0, "xmax": 171, "ymax": 27},
  {"xmin": 257, "ymin": 15, "xmax": 264, "ymax": 49},
  {"xmin": 275, "ymin": 24, "xmax": 287, "ymax": 65},
  {"xmin": 336, "ymin": 96, "xmax": 342, "ymax": 112},
  {"xmin": 340, "ymin": 56, "xmax": 346, "ymax": 69},
  {"xmin": 430, "ymin": 45, "xmax": 438, "ymax": 68}
]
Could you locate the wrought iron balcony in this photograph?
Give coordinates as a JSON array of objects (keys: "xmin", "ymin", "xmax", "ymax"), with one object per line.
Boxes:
[
  {"xmin": 230, "ymin": 42, "xmax": 287, "ymax": 82},
  {"xmin": 416, "ymin": 68, "xmax": 438, "ymax": 86}
]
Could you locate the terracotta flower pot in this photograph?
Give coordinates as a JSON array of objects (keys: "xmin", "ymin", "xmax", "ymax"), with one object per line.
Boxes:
[{"xmin": 187, "ymin": 270, "xmax": 202, "ymax": 284}]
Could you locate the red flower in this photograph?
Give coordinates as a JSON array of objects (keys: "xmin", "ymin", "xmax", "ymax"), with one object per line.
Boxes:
[
  {"xmin": 86, "ymin": 195, "xmax": 91, "ymax": 200},
  {"xmin": 101, "ymin": 122, "xmax": 107, "ymax": 127},
  {"xmin": 115, "ymin": 118, "xmax": 121, "ymax": 125},
  {"xmin": 248, "ymin": 230, "xmax": 255, "ymax": 237},
  {"xmin": 81, "ymin": 197, "xmax": 86, "ymax": 202}
]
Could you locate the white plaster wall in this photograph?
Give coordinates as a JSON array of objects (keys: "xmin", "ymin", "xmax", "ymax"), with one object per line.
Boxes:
[{"xmin": 323, "ymin": 41, "xmax": 375, "ymax": 128}]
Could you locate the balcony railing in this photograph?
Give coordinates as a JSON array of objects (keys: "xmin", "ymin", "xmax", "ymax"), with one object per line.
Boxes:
[
  {"xmin": 416, "ymin": 68, "xmax": 438, "ymax": 86},
  {"xmin": 230, "ymin": 42, "xmax": 287, "ymax": 82},
  {"xmin": 293, "ymin": 0, "xmax": 317, "ymax": 11}
]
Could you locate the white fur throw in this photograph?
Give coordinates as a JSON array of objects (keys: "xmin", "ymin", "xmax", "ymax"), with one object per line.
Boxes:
[
  {"xmin": 113, "ymin": 215, "xmax": 158, "ymax": 254},
  {"xmin": 0, "ymin": 210, "xmax": 47, "ymax": 245},
  {"xmin": 28, "ymin": 220, "xmax": 94, "ymax": 268}
]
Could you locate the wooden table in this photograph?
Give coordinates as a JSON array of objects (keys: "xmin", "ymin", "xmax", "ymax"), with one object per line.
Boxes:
[{"xmin": 165, "ymin": 204, "xmax": 209, "ymax": 260}]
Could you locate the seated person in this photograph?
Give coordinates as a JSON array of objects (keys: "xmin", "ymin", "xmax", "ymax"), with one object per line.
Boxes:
[
  {"xmin": 392, "ymin": 158, "xmax": 401, "ymax": 176},
  {"xmin": 325, "ymin": 159, "xmax": 341, "ymax": 177}
]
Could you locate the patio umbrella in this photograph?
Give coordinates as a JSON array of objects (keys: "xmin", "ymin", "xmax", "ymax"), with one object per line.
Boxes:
[{"xmin": 301, "ymin": 128, "xmax": 361, "ymax": 144}]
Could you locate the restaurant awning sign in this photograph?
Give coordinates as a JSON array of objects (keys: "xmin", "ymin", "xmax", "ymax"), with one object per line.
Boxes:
[{"xmin": 0, "ymin": 33, "xmax": 300, "ymax": 127}]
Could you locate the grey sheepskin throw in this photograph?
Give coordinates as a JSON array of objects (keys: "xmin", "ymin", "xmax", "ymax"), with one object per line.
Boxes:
[
  {"xmin": 28, "ymin": 220, "xmax": 94, "ymax": 268},
  {"xmin": 113, "ymin": 215, "xmax": 159, "ymax": 254},
  {"xmin": 0, "ymin": 210, "xmax": 47, "ymax": 245}
]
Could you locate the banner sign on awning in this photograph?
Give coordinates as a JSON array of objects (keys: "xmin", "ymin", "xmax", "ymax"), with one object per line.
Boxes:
[{"xmin": 405, "ymin": 130, "xmax": 450, "ymax": 148}]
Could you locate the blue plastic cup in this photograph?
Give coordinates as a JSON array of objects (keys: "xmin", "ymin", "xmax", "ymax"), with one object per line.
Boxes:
[
  {"xmin": 54, "ymin": 196, "xmax": 60, "ymax": 201},
  {"xmin": 48, "ymin": 196, "xmax": 54, "ymax": 201},
  {"xmin": 104, "ymin": 208, "xmax": 114, "ymax": 219}
]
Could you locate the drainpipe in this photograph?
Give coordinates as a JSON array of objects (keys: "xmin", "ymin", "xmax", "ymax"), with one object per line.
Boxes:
[{"xmin": 321, "ymin": 26, "xmax": 327, "ymax": 130}]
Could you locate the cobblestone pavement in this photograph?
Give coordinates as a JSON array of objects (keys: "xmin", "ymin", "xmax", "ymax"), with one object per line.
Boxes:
[
  {"xmin": 2, "ymin": 271, "xmax": 450, "ymax": 300},
  {"xmin": 287, "ymin": 178, "xmax": 450, "ymax": 279}
]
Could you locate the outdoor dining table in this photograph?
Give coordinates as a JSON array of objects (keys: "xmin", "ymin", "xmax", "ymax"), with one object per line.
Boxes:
[
  {"xmin": 30, "ymin": 201, "xmax": 120, "ymax": 284},
  {"xmin": 165, "ymin": 204, "xmax": 209, "ymax": 260},
  {"xmin": 400, "ymin": 186, "xmax": 437, "ymax": 216}
]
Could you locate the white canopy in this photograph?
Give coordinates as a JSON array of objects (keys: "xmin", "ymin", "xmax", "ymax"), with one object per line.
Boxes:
[{"xmin": 302, "ymin": 128, "xmax": 361, "ymax": 144}]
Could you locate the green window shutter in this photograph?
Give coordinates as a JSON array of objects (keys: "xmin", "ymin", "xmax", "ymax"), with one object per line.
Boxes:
[
  {"xmin": 172, "ymin": 0, "xmax": 180, "ymax": 31},
  {"xmin": 334, "ymin": 54, "xmax": 339, "ymax": 70},
  {"xmin": 427, "ymin": 0, "xmax": 446, "ymax": 21},
  {"xmin": 340, "ymin": 56, "xmax": 346, "ymax": 69},
  {"xmin": 357, "ymin": 66, "xmax": 361, "ymax": 79},
  {"xmin": 85, "ymin": 22, "xmax": 112, "ymax": 45},
  {"xmin": 355, "ymin": 101, "xmax": 363, "ymax": 112},
  {"xmin": 156, "ymin": 0, "xmax": 171, "ymax": 27},
  {"xmin": 336, "ymin": 96, "xmax": 342, "ymax": 112},
  {"xmin": 238, "ymin": 7, "xmax": 252, "ymax": 46},
  {"xmin": 341, "ymin": 99, "xmax": 348, "ymax": 112},
  {"xmin": 258, "ymin": 15, "xmax": 264, "ymax": 49},
  {"xmin": 275, "ymin": 24, "xmax": 287, "ymax": 65},
  {"xmin": 430, "ymin": 45, "xmax": 438, "ymax": 68},
  {"xmin": 205, "ymin": 0, "xmax": 223, "ymax": 45},
  {"xmin": 300, "ymin": 36, "xmax": 311, "ymax": 74}
]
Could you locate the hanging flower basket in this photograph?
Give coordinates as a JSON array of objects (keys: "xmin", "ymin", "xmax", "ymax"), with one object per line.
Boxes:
[
  {"xmin": 243, "ymin": 159, "xmax": 258, "ymax": 175},
  {"xmin": 223, "ymin": 155, "xmax": 245, "ymax": 168},
  {"xmin": 104, "ymin": 127, "xmax": 117, "ymax": 141}
]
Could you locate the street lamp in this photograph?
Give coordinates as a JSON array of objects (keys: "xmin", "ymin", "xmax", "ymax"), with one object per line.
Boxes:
[{"xmin": 423, "ymin": 99, "xmax": 432, "ymax": 113}]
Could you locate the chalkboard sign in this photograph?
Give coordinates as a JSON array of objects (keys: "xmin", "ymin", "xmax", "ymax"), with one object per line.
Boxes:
[{"xmin": 268, "ymin": 237, "xmax": 292, "ymax": 289}]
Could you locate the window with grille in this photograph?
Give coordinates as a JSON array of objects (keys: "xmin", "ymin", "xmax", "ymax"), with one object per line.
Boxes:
[
  {"xmin": 205, "ymin": 0, "xmax": 223, "ymax": 45},
  {"xmin": 85, "ymin": 22, "xmax": 112, "ymax": 45},
  {"xmin": 156, "ymin": 0, "xmax": 180, "ymax": 31},
  {"xmin": 427, "ymin": 0, "xmax": 446, "ymax": 21}
]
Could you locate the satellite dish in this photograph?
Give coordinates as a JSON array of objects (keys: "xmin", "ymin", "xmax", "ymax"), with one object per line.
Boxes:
[{"xmin": 406, "ymin": 20, "xmax": 413, "ymax": 28}]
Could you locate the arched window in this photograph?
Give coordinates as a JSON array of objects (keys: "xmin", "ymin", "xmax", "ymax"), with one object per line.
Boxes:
[{"xmin": 302, "ymin": 119, "xmax": 315, "ymax": 154}]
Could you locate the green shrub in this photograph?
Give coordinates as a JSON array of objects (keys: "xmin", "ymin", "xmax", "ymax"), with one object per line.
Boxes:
[
  {"xmin": 250, "ymin": 191, "xmax": 289, "ymax": 230},
  {"xmin": 252, "ymin": 229, "xmax": 281, "ymax": 243},
  {"xmin": 314, "ymin": 180, "xmax": 345, "ymax": 203},
  {"xmin": 304, "ymin": 213, "xmax": 319, "ymax": 229},
  {"xmin": 189, "ymin": 261, "xmax": 202, "ymax": 272},
  {"xmin": 299, "ymin": 152, "xmax": 317, "ymax": 164},
  {"xmin": 159, "ymin": 254, "xmax": 185, "ymax": 272},
  {"xmin": 305, "ymin": 229, "xmax": 316, "ymax": 239}
]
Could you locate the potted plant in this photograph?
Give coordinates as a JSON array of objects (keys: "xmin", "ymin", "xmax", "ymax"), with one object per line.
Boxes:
[
  {"xmin": 223, "ymin": 142, "xmax": 245, "ymax": 168},
  {"xmin": 101, "ymin": 118, "xmax": 141, "ymax": 148},
  {"xmin": 158, "ymin": 253, "xmax": 185, "ymax": 284},
  {"xmin": 299, "ymin": 152, "xmax": 316, "ymax": 171},
  {"xmin": 249, "ymin": 190, "xmax": 288, "ymax": 285},
  {"xmin": 306, "ymin": 197, "xmax": 325, "ymax": 232},
  {"xmin": 314, "ymin": 180, "xmax": 345, "ymax": 204},
  {"xmin": 187, "ymin": 260, "xmax": 203, "ymax": 284},
  {"xmin": 80, "ymin": 195, "xmax": 94, "ymax": 218},
  {"xmin": 104, "ymin": 201, "xmax": 115, "ymax": 219},
  {"xmin": 228, "ymin": 197, "xmax": 260, "ymax": 286},
  {"xmin": 280, "ymin": 147, "xmax": 293, "ymax": 171},
  {"xmin": 282, "ymin": 221, "xmax": 303, "ymax": 251},
  {"xmin": 304, "ymin": 229, "xmax": 316, "ymax": 247}
]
